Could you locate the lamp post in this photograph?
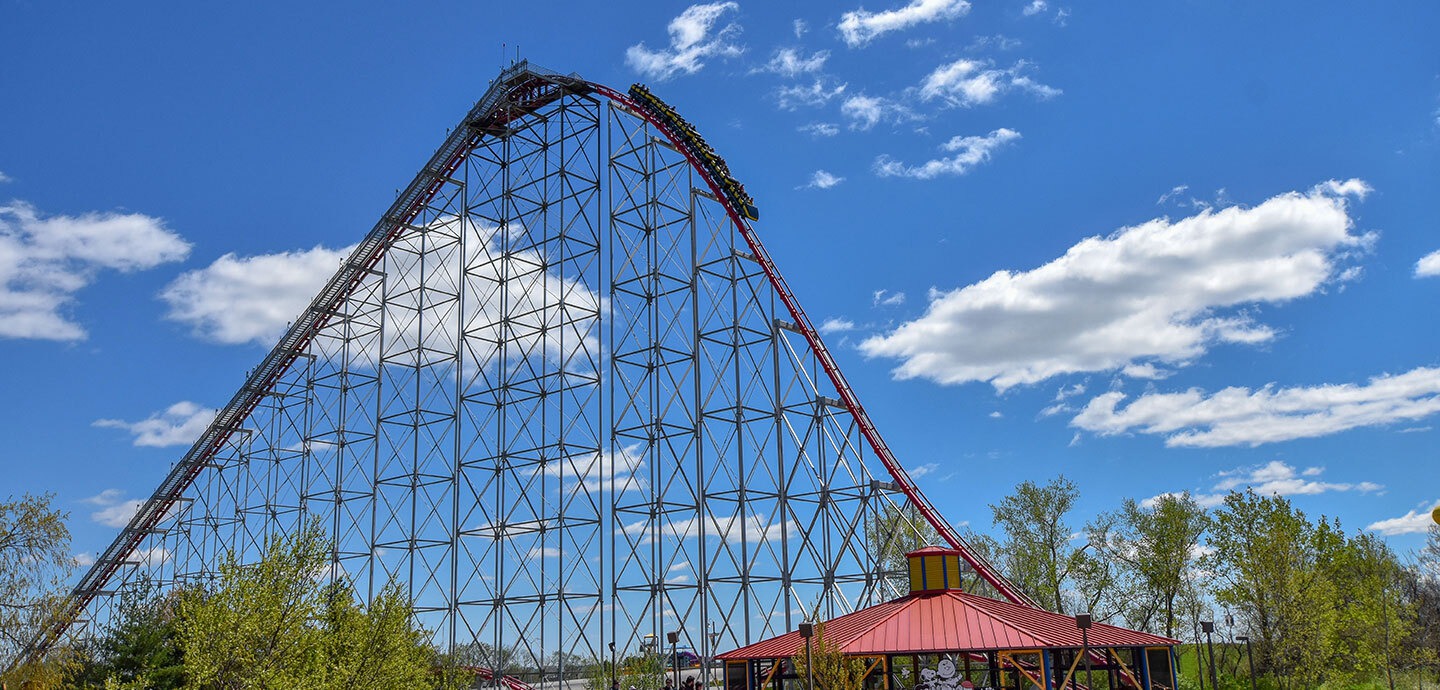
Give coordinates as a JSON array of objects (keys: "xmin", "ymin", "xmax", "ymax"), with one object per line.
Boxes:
[
  {"xmin": 1201, "ymin": 621, "xmax": 1219, "ymax": 690},
  {"xmin": 709, "ymin": 624, "xmax": 721, "ymax": 688},
  {"xmin": 668, "ymin": 631, "xmax": 681, "ymax": 690},
  {"xmin": 1075, "ymin": 613, "xmax": 1093, "ymax": 690},
  {"xmin": 609, "ymin": 642, "xmax": 617, "ymax": 690},
  {"xmin": 1236, "ymin": 636, "xmax": 1256, "ymax": 690},
  {"xmin": 798, "ymin": 622, "xmax": 815, "ymax": 690}
]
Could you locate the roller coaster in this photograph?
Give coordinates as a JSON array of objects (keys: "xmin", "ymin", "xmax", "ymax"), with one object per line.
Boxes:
[{"xmin": 26, "ymin": 61, "xmax": 1033, "ymax": 673}]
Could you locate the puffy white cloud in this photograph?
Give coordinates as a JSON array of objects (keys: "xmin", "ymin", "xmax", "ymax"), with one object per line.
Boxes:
[
  {"xmin": 918, "ymin": 59, "xmax": 1059, "ymax": 107},
  {"xmin": 0, "ymin": 171, "xmax": 11, "ymax": 183},
  {"xmin": 801, "ymin": 170, "xmax": 845, "ymax": 190},
  {"xmin": 840, "ymin": 94, "xmax": 915, "ymax": 130},
  {"xmin": 1022, "ymin": 0, "xmax": 1047, "ymax": 16},
  {"xmin": 0, "ymin": 201, "xmax": 190, "ymax": 340},
  {"xmin": 94, "ymin": 400, "xmax": 217, "ymax": 448},
  {"xmin": 1073, "ymin": 366, "xmax": 1440, "ymax": 447},
  {"xmin": 1143, "ymin": 461, "xmax": 1383, "ymax": 509},
  {"xmin": 838, "ymin": 0, "xmax": 971, "ymax": 47},
  {"xmin": 73, "ymin": 552, "xmax": 95, "ymax": 567},
  {"xmin": 776, "ymin": 80, "xmax": 848, "ymax": 110},
  {"xmin": 161, "ymin": 245, "xmax": 351, "ymax": 345},
  {"xmin": 1367, "ymin": 501, "xmax": 1440, "ymax": 536},
  {"xmin": 793, "ymin": 19, "xmax": 808, "ymax": 38},
  {"xmin": 626, "ymin": 2, "xmax": 744, "ymax": 81},
  {"xmin": 798, "ymin": 122, "xmax": 841, "ymax": 137},
  {"xmin": 874, "ymin": 128, "xmax": 1021, "ymax": 179},
  {"xmin": 820, "ymin": 317, "xmax": 856, "ymax": 333},
  {"xmin": 861, "ymin": 181, "xmax": 1374, "ymax": 389},
  {"xmin": 753, "ymin": 48, "xmax": 829, "ymax": 77},
  {"xmin": 1415, "ymin": 249, "xmax": 1440, "ymax": 278},
  {"xmin": 84, "ymin": 489, "xmax": 145, "ymax": 528}
]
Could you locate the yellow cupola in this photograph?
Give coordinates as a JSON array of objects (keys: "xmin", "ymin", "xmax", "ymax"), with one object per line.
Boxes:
[{"xmin": 906, "ymin": 545, "xmax": 964, "ymax": 593}]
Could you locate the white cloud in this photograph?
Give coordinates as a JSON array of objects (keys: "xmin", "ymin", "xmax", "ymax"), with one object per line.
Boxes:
[
  {"xmin": 1022, "ymin": 0, "xmax": 1047, "ymax": 16},
  {"xmin": 801, "ymin": 170, "xmax": 845, "ymax": 190},
  {"xmin": 622, "ymin": 512, "xmax": 795, "ymax": 544},
  {"xmin": 1143, "ymin": 462, "xmax": 1383, "ymax": 509},
  {"xmin": 1368, "ymin": 501, "xmax": 1440, "ymax": 536},
  {"xmin": 84, "ymin": 489, "xmax": 145, "ymax": 528},
  {"xmin": 872, "ymin": 289, "xmax": 906, "ymax": 306},
  {"xmin": 793, "ymin": 19, "xmax": 808, "ymax": 38},
  {"xmin": 1073, "ymin": 366, "xmax": 1440, "ymax": 447},
  {"xmin": 918, "ymin": 59, "xmax": 1060, "ymax": 107},
  {"xmin": 1415, "ymin": 249, "xmax": 1440, "ymax": 278},
  {"xmin": 799, "ymin": 122, "xmax": 841, "ymax": 137},
  {"xmin": 161, "ymin": 244, "xmax": 353, "ymax": 345},
  {"xmin": 874, "ymin": 128, "xmax": 1021, "ymax": 179},
  {"xmin": 909, "ymin": 462, "xmax": 940, "ymax": 477},
  {"xmin": 820, "ymin": 317, "xmax": 856, "ymax": 333},
  {"xmin": 0, "ymin": 171, "xmax": 10, "ymax": 183},
  {"xmin": 840, "ymin": 94, "xmax": 915, "ymax": 130},
  {"xmin": 838, "ymin": 0, "xmax": 972, "ymax": 47},
  {"xmin": 776, "ymin": 80, "xmax": 848, "ymax": 110},
  {"xmin": 0, "ymin": 201, "xmax": 190, "ymax": 340},
  {"xmin": 860, "ymin": 180, "xmax": 1374, "ymax": 390},
  {"xmin": 94, "ymin": 400, "xmax": 217, "ymax": 448},
  {"xmin": 754, "ymin": 48, "xmax": 829, "ymax": 77},
  {"xmin": 626, "ymin": 2, "xmax": 744, "ymax": 81},
  {"xmin": 73, "ymin": 552, "xmax": 95, "ymax": 567}
]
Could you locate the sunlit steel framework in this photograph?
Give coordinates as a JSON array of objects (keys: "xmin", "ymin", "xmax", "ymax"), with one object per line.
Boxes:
[{"xmin": 37, "ymin": 62, "xmax": 1033, "ymax": 673}]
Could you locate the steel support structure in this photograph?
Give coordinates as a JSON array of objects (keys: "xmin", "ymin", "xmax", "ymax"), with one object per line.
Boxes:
[{"xmin": 32, "ymin": 62, "xmax": 1029, "ymax": 670}]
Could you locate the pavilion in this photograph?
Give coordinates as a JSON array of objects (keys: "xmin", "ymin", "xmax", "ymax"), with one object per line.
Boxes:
[{"xmin": 718, "ymin": 547, "xmax": 1179, "ymax": 690}]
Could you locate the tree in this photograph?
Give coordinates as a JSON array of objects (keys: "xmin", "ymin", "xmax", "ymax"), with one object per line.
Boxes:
[
  {"xmin": 987, "ymin": 476, "xmax": 1106, "ymax": 614},
  {"xmin": 73, "ymin": 579, "xmax": 186, "ymax": 689},
  {"xmin": 1090, "ymin": 492, "xmax": 1208, "ymax": 637},
  {"xmin": 790, "ymin": 623, "xmax": 867, "ymax": 690},
  {"xmin": 0, "ymin": 492, "xmax": 79, "ymax": 689},
  {"xmin": 1205, "ymin": 490, "xmax": 1335, "ymax": 688},
  {"xmin": 866, "ymin": 500, "xmax": 939, "ymax": 596},
  {"xmin": 177, "ymin": 520, "xmax": 433, "ymax": 689}
]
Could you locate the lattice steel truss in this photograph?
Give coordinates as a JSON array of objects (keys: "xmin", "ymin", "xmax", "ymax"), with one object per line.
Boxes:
[{"xmin": 41, "ymin": 62, "xmax": 1026, "ymax": 673}]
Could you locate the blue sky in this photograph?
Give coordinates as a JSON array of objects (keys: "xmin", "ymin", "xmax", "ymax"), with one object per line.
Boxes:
[{"xmin": 2, "ymin": 0, "xmax": 1438, "ymax": 571}]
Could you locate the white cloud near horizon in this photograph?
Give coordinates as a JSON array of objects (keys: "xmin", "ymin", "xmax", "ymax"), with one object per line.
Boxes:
[
  {"xmin": 874, "ymin": 128, "xmax": 1021, "ymax": 179},
  {"xmin": 0, "ymin": 201, "xmax": 190, "ymax": 341},
  {"xmin": 94, "ymin": 400, "xmax": 218, "ymax": 448},
  {"xmin": 918, "ymin": 59, "xmax": 1060, "ymax": 107},
  {"xmin": 162, "ymin": 244, "xmax": 353, "ymax": 345},
  {"xmin": 1143, "ymin": 461, "xmax": 1383, "ymax": 509},
  {"xmin": 860, "ymin": 180, "xmax": 1375, "ymax": 390},
  {"xmin": 1416, "ymin": 249, "xmax": 1440, "ymax": 278},
  {"xmin": 801, "ymin": 170, "xmax": 845, "ymax": 190},
  {"xmin": 838, "ymin": 0, "xmax": 971, "ymax": 47},
  {"xmin": 1073, "ymin": 366, "xmax": 1440, "ymax": 447},
  {"xmin": 1367, "ymin": 500, "xmax": 1440, "ymax": 536},
  {"xmin": 626, "ymin": 2, "xmax": 744, "ymax": 81}
]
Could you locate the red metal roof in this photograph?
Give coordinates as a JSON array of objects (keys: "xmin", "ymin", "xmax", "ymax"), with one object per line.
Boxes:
[
  {"xmin": 906, "ymin": 546, "xmax": 960, "ymax": 557},
  {"xmin": 719, "ymin": 590, "xmax": 1178, "ymax": 661}
]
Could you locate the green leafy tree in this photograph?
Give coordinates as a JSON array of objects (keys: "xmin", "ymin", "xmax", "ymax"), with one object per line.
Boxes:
[
  {"xmin": 0, "ymin": 492, "xmax": 79, "ymax": 689},
  {"xmin": 177, "ymin": 520, "xmax": 433, "ymax": 689},
  {"xmin": 618, "ymin": 652, "xmax": 664, "ymax": 690},
  {"xmin": 987, "ymin": 476, "xmax": 1106, "ymax": 614},
  {"xmin": 73, "ymin": 579, "xmax": 186, "ymax": 688},
  {"xmin": 790, "ymin": 623, "xmax": 867, "ymax": 690},
  {"xmin": 1205, "ymin": 490, "xmax": 1336, "ymax": 688},
  {"xmin": 1090, "ymin": 492, "xmax": 1208, "ymax": 637}
]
